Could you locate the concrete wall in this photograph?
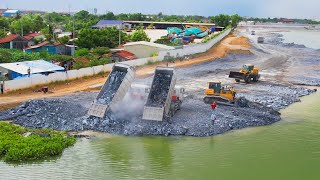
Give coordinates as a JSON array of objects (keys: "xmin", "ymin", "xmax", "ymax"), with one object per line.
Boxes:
[
  {"xmin": 2, "ymin": 28, "xmax": 231, "ymax": 92},
  {"xmin": 158, "ymin": 28, "xmax": 232, "ymax": 60},
  {"xmin": 124, "ymin": 44, "xmax": 167, "ymax": 58}
]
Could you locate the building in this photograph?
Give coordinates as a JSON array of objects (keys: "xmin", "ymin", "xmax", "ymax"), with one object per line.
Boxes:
[
  {"xmin": 92, "ymin": 20, "xmax": 132, "ymax": 30},
  {"xmin": 24, "ymin": 33, "xmax": 45, "ymax": 46},
  {"xmin": 2, "ymin": 9, "xmax": 20, "ymax": 17},
  {"xmin": 25, "ymin": 41, "xmax": 72, "ymax": 55},
  {"xmin": 280, "ymin": 18, "xmax": 295, "ymax": 24},
  {"xmin": 0, "ymin": 60, "xmax": 65, "ymax": 80},
  {"xmin": 107, "ymin": 50, "xmax": 137, "ymax": 62},
  {"xmin": 124, "ymin": 41, "xmax": 175, "ymax": 58},
  {"xmin": 123, "ymin": 20, "xmax": 223, "ymax": 31},
  {"xmin": 0, "ymin": 34, "xmax": 29, "ymax": 50}
]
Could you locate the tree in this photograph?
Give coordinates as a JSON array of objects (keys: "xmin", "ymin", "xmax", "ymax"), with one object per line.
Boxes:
[
  {"xmin": 10, "ymin": 14, "xmax": 46, "ymax": 34},
  {"xmin": 74, "ymin": 10, "xmax": 90, "ymax": 20},
  {"xmin": 92, "ymin": 47, "xmax": 110, "ymax": 56},
  {"xmin": 100, "ymin": 12, "xmax": 116, "ymax": 20},
  {"xmin": 230, "ymin": 14, "xmax": 242, "ymax": 27},
  {"xmin": 130, "ymin": 27, "xmax": 151, "ymax": 42},
  {"xmin": 58, "ymin": 36, "xmax": 70, "ymax": 45},
  {"xmin": 211, "ymin": 14, "xmax": 231, "ymax": 28},
  {"xmin": 75, "ymin": 27, "xmax": 127, "ymax": 49}
]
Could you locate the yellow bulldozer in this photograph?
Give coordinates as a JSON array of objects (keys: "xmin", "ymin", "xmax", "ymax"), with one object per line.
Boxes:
[
  {"xmin": 203, "ymin": 82, "xmax": 236, "ymax": 106},
  {"xmin": 229, "ymin": 64, "xmax": 260, "ymax": 83}
]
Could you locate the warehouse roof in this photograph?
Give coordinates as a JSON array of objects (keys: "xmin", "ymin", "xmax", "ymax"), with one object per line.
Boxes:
[{"xmin": 0, "ymin": 60, "xmax": 64, "ymax": 75}]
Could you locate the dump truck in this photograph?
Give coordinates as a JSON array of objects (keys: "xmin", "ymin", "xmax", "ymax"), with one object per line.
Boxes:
[
  {"xmin": 88, "ymin": 63, "xmax": 135, "ymax": 118},
  {"xmin": 229, "ymin": 64, "xmax": 260, "ymax": 83},
  {"xmin": 203, "ymin": 82, "xmax": 236, "ymax": 106},
  {"xmin": 129, "ymin": 83, "xmax": 185, "ymax": 116},
  {"xmin": 257, "ymin": 37, "xmax": 264, "ymax": 43},
  {"xmin": 142, "ymin": 66, "xmax": 178, "ymax": 121}
]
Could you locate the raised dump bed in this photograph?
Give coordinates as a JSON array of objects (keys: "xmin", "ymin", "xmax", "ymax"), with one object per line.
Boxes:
[
  {"xmin": 88, "ymin": 63, "xmax": 135, "ymax": 118},
  {"xmin": 142, "ymin": 67, "xmax": 177, "ymax": 121}
]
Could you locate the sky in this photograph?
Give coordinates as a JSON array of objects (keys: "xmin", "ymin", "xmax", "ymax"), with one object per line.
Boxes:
[{"xmin": 1, "ymin": 0, "xmax": 319, "ymax": 19}]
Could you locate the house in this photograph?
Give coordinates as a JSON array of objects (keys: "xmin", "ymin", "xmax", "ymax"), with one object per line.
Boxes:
[
  {"xmin": 92, "ymin": 20, "xmax": 132, "ymax": 30},
  {"xmin": 0, "ymin": 60, "xmax": 65, "ymax": 80},
  {"xmin": 25, "ymin": 41, "xmax": 72, "ymax": 55},
  {"xmin": 24, "ymin": 33, "xmax": 45, "ymax": 46},
  {"xmin": 0, "ymin": 34, "xmax": 29, "ymax": 50},
  {"xmin": 280, "ymin": 18, "xmax": 295, "ymax": 24},
  {"xmin": 107, "ymin": 50, "xmax": 137, "ymax": 63},
  {"xmin": 2, "ymin": 9, "xmax": 20, "ymax": 17},
  {"xmin": 123, "ymin": 41, "xmax": 175, "ymax": 58}
]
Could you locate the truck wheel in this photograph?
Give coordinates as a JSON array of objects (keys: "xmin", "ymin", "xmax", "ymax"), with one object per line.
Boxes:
[
  {"xmin": 253, "ymin": 76, "xmax": 258, "ymax": 82},
  {"xmin": 235, "ymin": 79, "xmax": 240, "ymax": 83}
]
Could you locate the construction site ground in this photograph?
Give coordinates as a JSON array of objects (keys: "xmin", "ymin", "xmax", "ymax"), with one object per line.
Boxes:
[{"xmin": 0, "ymin": 28, "xmax": 319, "ymax": 137}]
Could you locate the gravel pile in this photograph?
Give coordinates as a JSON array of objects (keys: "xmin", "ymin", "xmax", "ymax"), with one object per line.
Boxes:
[
  {"xmin": 97, "ymin": 70, "xmax": 127, "ymax": 104},
  {"xmin": 146, "ymin": 72, "xmax": 173, "ymax": 107},
  {"xmin": 0, "ymin": 94, "xmax": 281, "ymax": 137}
]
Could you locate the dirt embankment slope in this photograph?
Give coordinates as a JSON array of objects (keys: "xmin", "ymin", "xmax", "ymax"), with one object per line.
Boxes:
[{"xmin": 0, "ymin": 34, "xmax": 250, "ymax": 111}]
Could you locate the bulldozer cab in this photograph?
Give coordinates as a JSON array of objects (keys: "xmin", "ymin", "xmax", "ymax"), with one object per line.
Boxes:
[
  {"xmin": 208, "ymin": 82, "xmax": 221, "ymax": 95},
  {"xmin": 243, "ymin": 64, "xmax": 254, "ymax": 71}
]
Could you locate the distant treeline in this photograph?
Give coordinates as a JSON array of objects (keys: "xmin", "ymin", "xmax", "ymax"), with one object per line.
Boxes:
[{"xmin": 244, "ymin": 17, "xmax": 320, "ymax": 24}]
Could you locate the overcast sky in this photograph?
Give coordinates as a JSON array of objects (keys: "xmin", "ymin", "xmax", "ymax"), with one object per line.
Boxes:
[{"xmin": 1, "ymin": 0, "xmax": 319, "ymax": 19}]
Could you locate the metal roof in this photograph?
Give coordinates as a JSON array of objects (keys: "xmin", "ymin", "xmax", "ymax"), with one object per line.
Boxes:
[
  {"xmin": 92, "ymin": 20, "xmax": 124, "ymax": 28},
  {"xmin": 124, "ymin": 20, "xmax": 217, "ymax": 27},
  {"xmin": 4, "ymin": 10, "xmax": 19, "ymax": 14},
  {"xmin": 0, "ymin": 60, "xmax": 64, "ymax": 75}
]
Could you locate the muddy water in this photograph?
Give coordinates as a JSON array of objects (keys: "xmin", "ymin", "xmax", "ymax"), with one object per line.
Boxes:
[
  {"xmin": 280, "ymin": 30, "xmax": 320, "ymax": 49},
  {"xmin": 0, "ymin": 91, "xmax": 319, "ymax": 180}
]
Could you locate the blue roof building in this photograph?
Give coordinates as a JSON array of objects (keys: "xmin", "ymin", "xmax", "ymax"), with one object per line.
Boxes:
[
  {"xmin": 2, "ymin": 9, "xmax": 20, "ymax": 17},
  {"xmin": 0, "ymin": 60, "xmax": 65, "ymax": 80},
  {"xmin": 92, "ymin": 20, "xmax": 132, "ymax": 30}
]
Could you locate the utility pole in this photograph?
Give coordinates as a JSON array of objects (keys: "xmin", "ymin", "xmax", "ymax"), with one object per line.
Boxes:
[
  {"xmin": 72, "ymin": 13, "xmax": 75, "ymax": 57},
  {"xmin": 21, "ymin": 23, "xmax": 23, "ymax": 36},
  {"xmin": 118, "ymin": 24, "xmax": 122, "ymax": 47}
]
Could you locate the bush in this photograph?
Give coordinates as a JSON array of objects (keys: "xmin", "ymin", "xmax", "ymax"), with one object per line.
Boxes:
[
  {"xmin": 73, "ymin": 61, "xmax": 86, "ymax": 69},
  {"xmin": 88, "ymin": 57, "xmax": 110, "ymax": 67},
  {"xmin": 48, "ymin": 54, "xmax": 73, "ymax": 62},
  {"xmin": 75, "ymin": 48, "xmax": 90, "ymax": 57},
  {"xmin": 154, "ymin": 36, "xmax": 176, "ymax": 46},
  {"xmin": 130, "ymin": 27, "xmax": 151, "ymax": 42},
  {"xmin": 0, "ymin": 122, "xmax": 76, "ymax": 163},
  {"xmin": 92, "ymin": 47, "xmax": 110, "ymax": 56},
  {"xmin": 0, "ymin": 48, "xmax": 41, "ymax": 63}
]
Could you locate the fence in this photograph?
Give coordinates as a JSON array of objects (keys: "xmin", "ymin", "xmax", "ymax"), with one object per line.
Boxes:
[{"xmin": 3, "ymin": 28, "xmax": 231, "ymax": 92}]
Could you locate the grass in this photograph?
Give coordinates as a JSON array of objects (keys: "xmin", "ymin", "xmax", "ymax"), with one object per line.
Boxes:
[{"xmin": 0, "ymin": 122, "xmax": 76, "ymax": 163}]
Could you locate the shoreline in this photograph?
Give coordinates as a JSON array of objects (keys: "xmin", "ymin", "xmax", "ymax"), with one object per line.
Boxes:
[{"xmin": 0, "ymin": 27, "xmax": 319, "ymax": 137}]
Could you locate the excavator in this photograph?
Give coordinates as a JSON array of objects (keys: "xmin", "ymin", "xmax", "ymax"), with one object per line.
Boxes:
[
  {"xmin": 203, "ymin": 82, "xmax": 236, "ymax": 106},
  {"xmin": 229, "ymin": 64, "xmax": 260, "ymax": 83}
]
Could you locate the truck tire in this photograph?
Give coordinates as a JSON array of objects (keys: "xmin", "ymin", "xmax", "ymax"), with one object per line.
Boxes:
[
  {"xmin": 253, "ymin": 76, "xmax": 258, "ymax": 82},
  {"xmin": 235, "ymin": 79, "xmax": 240, "ymax": 83}
]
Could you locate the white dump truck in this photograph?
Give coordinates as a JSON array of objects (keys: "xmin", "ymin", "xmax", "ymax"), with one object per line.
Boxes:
[
  {"xmin": 142, "ymin": 66, "xmax": 183, "ymax": 121},
  {"xmin": 129, "ymin": 83, "xmax": 185, "ymax": 117},
  {"xmin": 88, "ymin": 63, "xmax": 135, "ymax": 118}
]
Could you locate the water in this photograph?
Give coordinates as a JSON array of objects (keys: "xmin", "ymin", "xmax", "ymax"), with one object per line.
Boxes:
[
  {"xmin": 280, "ymin": 30, "xmax": 320, "ymax": 49},
  {"xmin": 0, "ymin": 91, "xmax": 319, "ymax": 180}
]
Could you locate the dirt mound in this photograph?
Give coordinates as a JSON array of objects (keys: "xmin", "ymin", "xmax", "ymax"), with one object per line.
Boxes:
[{"xmin": 229, "ymin": 36, "xmax": 251, "ymax": 48}]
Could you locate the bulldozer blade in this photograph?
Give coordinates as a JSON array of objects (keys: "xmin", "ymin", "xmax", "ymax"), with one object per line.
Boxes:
[
  {"xmin": 229, "ymin": 71, "xmax": 245, "ymax": 79},
  {"xmin": 204, "ymin": 96, "xmax": 235, "ymax": 107}
]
